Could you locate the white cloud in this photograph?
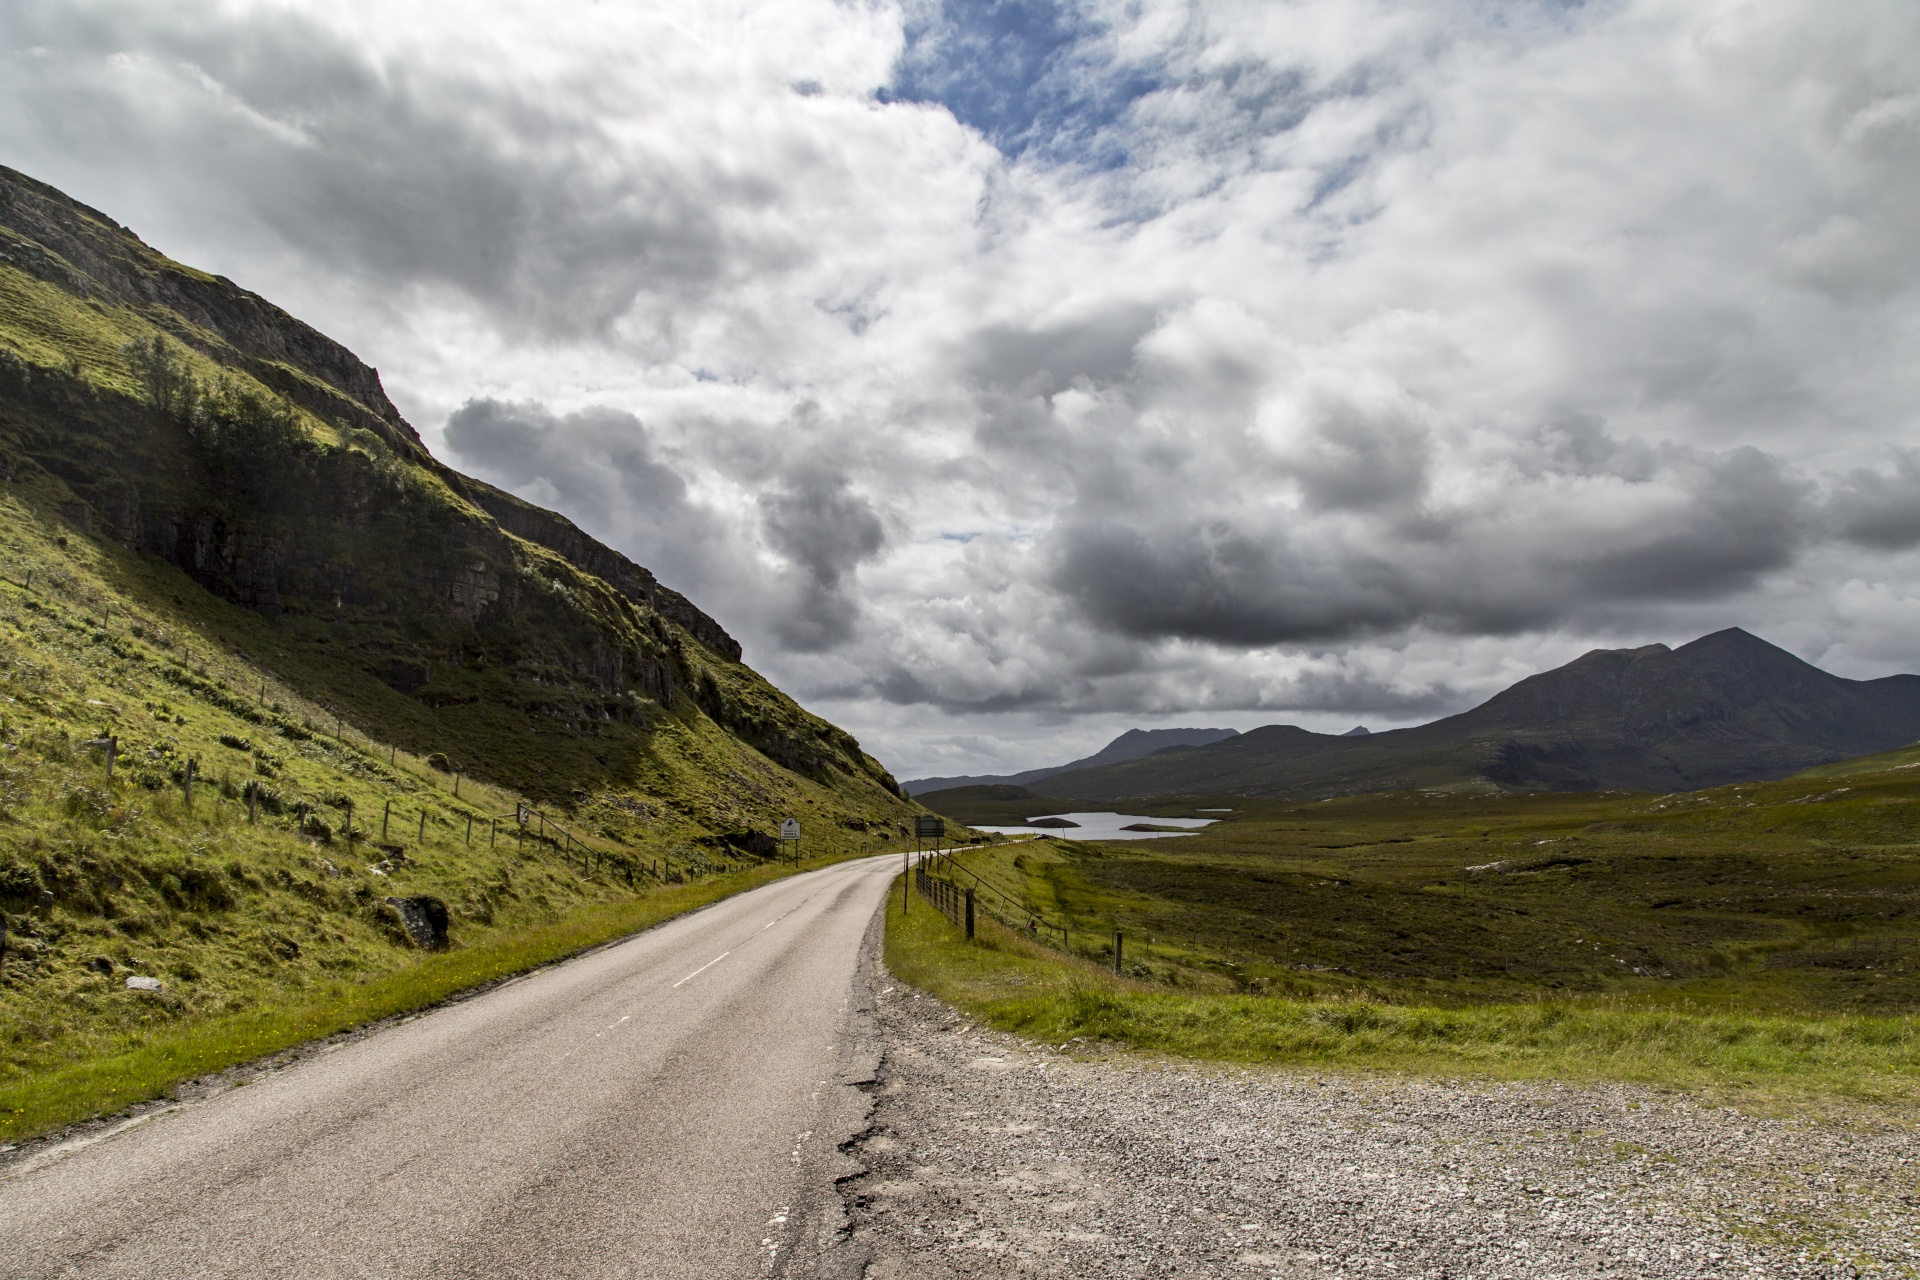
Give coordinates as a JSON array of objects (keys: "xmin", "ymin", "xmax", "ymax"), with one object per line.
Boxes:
[{"xmin": 4, "ymin": 0, "xmax": 1920, "ymax": 778}]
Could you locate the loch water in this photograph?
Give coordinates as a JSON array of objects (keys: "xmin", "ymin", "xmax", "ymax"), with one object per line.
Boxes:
[{"xmin": 972, "ymin": 812, "xmax": 1219, "ymax": 841}]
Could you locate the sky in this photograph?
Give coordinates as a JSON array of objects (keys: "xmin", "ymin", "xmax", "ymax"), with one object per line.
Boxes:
[{"xmin": 4, "ymin": 0, "xmax": 1920, "ymax": 781}]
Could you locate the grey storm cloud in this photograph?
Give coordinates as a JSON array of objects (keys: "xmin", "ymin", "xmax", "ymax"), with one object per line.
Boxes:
[
  {"xmin": 442, "ymin": 398, "xmax": 731, "ymax": 608},
  {"xmin": 0, "ymin": 1, "xmax": 775, "ymax": 340},
  {"xmin": 1826, "ymin": 449, "xmax": 1920, "ymax": 551},
  {"xmin": 1285, "ymin": 394, "xmax": 1432, "ymax": 514},
  {"xmin": 964, "ymin": 305, "xmax": 1162, "ymax": 395},
  {"xmin": 9, "ymin": 0, "xmax": 1920, "ymax": 778},
  {"xmin": 1045, "ymin": 435, "xmax": 1815, "ymax": 649},
  {"xmin": 446, "ymin": 399, "xmax": 693, "ymax": 525},
  {"xmin": 759, "ymin": 471, "xmax": 888, "ymax": 652}
]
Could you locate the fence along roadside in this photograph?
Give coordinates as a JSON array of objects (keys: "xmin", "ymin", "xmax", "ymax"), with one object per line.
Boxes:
[{"xmin": 910, "ymin": 844, "xmax": 1079, "ymax": 956}]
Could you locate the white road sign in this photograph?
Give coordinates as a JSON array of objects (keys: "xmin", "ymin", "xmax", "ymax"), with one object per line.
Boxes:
[{"xmin": 779, "ymin": 818, "xmax": 801, "ymax": 841}]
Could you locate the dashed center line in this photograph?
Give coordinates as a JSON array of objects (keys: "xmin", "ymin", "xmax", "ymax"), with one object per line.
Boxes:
[
  {"xmin": 671, "ymin": 899, "xmax": 814, "ymax": 988},
  {"xmin": 672, "ymin": 951, "xmax": 733, "ymax": 988}
]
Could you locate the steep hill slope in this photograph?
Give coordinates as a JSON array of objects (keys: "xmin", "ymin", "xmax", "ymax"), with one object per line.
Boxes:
[
  {"xmin": 0, "ymin": 162, "xmax": 908, "ymax": 817},
  {"xmin": 0, "ymin": 164, "xmax": 929, "ymax": 1130},
  {"xmin": 1030, "ymin": 629, "xmax": 1920, "ymax": 801}
]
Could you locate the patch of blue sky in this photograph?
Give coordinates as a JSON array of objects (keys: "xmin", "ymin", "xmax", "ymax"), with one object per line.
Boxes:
[{"xmin": 879, "ymin": 0, "xmax": 1163, "ymax": 171}]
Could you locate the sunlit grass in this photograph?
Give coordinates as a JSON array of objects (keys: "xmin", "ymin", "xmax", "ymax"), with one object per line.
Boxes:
[
  {"xmin": 886, "ymin": 876, "xmax": 1920, "ymax": 1115},
  {"xmin": 0, "ymin": 480, "xmax": 916, "ymax": 1143}
]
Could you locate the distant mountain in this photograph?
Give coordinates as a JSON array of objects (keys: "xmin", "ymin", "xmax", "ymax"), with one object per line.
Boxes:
[
  {"xmin": 1026, "ymin": 630, "xmax": 1920, "ymax": 801},
  {"xmin": 902, "ymin": 726, "xmax": 1239, "ymax": 796}
]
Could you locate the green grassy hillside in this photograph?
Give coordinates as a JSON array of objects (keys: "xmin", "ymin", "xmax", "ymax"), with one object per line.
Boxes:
[{"xmin": 0, "ymin": 165, "xmax": 932, "ymax": 1140}]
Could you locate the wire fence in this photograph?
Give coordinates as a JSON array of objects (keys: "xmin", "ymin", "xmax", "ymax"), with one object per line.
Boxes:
[
  {"xmin": 0, "ymin": 559, "xmax": 727, "ymax": 887},
  {"xmin": 911, "ymin": 845, "xmax": 1080, "ymax": 956},
  {"xmin": 494, "ymin": 804, "xmax": 701, "ymax": 886},
  {"xmin": 1, "ymin": 556, "xmax": 953, "ymax": 899}
]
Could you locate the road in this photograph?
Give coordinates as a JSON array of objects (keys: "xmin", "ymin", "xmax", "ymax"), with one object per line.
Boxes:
[{"xmin": 3, "ymin": 853, "xmax": 908, "ymax": 1279}]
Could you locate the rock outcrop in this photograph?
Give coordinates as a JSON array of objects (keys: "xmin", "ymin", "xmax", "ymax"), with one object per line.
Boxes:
[{"xmin": 0, "ymin": 162, "xmax": 907, "ymax": 810}]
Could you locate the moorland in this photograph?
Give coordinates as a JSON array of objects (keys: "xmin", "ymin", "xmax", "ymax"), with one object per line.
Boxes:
[{"xmin": 900, "ymin": 752, "xmax": 1920, "ymax": 1108}]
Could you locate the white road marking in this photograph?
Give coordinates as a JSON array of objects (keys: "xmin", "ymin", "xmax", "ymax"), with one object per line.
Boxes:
[
  {"xmin": 672, "ymin": 951, "xmax": 732, "ymax": 988},
  {"xmin": 0, "ymin": 1107, "xmax": 184, "ymax": 1184},
  {"xmin": 672, "ymin": 900, "xmax": 817, "ymax": 989}
]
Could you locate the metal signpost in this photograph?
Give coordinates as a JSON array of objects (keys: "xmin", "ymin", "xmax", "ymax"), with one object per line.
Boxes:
[
  {"xmin": 914, "ymin": 815, "xmax": 944, "ymax": 855},
  {"xmin": 779, "ymin": 817, "xmax": 801, "ymax": 864}
]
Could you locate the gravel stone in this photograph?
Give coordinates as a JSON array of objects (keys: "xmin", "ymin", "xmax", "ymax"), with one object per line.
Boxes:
[{"xmin": 836, "ymin": 980, "xmax": 1919, "ymax": 1278}]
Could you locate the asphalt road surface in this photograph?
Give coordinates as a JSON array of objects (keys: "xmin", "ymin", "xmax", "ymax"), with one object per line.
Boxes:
[{"xmin": 3, "ymin": 853, "xmax": 909, "ymax": 1279}]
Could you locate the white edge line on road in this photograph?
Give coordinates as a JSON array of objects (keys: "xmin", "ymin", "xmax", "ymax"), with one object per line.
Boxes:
[{"xmin": 1, "ymin": 1105, "xmax": 184, "ymax": 1184}]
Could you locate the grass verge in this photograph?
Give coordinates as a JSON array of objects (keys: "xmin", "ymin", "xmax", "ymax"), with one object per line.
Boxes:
[
  {"xmin": 885, "ymin": 874, "xmax": 1920, "ymax": 1116},
  {"xmin": 5, "ymin": 858, "xmax": 836, "ymax": 1144}
]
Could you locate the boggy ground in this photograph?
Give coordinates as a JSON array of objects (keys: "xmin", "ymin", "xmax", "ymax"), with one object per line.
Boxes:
[
  {"xmin": 837, "ymin": 983, "xmax": 1920, "ymax": 1279},
  {"xmin": 924, "ymin": 769, "xmax": 1920, "ymax": 1015}
]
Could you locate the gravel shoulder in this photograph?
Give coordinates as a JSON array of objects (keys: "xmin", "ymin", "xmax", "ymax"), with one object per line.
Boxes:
[{"xmin": 835, "ymin": 973, "xmax": 1920, "ymax": 1279}]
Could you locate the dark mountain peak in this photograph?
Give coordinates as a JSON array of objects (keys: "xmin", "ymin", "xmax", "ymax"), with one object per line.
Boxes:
[
  {"xmin": 1024, "ymin": 626, "xmax": 1920, "ymax": 803},
  {"xmin": 1677, "ymin": 625, "xmax": 1765, "ymax": 652},
  {"xmin": 1241, "ymin": 723, "xmax": 1313, "ymax": 740},
  {"xmin": 902, "ymin": 725, "xmax": 1238, "ymax": 795},
  {"xmin": 1068, "ymin": 727, "xmax": 1240, "ymax": 772},
  {"xmin": 1097, "ymin": 726, "xmax": 1238, "ymax": 754},
  {"xmin": 1458, "ymin": 641, "xmax": 1695, "ymax": 733},
  {"xmin": 1340, "ymin": 725, "xmax": 1371, "ymax": 737},
  {"xmin": 1672, "ymin": 627, "xmax": 1837, "ymax": 705}
]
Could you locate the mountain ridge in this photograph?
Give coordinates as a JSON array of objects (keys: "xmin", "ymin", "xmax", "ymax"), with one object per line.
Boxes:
[
  {"xmin": 902, "ymin": 726, "xmax": 1239, "ymax": 796},
  {"xmin": 1024, "ymin": 629, "xmax": 1920, "ymax": 801}
]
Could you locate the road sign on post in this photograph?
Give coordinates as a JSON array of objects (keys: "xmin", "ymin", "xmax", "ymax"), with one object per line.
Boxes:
[
  {"xmin": 914, "ymin": 815, "xmax": 944, "ymax": 853},
  {"xmin": 779, "ymin": 817, "xmax": 801, "ymax": 864}
]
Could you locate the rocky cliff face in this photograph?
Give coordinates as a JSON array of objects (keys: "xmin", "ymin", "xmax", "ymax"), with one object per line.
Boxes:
[
  {"xmin": 0, "ymin": 164, "xmax": 745, "ymax": 663},
  {"xmin": 0, "ymin": 163, "xmax": 902, "ymax": 811},
  {"xmin": 0, "ymin": 167, "xmax": 417, "ymax": 455},
  {"xmin": 464, "ymin": 482, "xmax": 741, "ymax": 662}
]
